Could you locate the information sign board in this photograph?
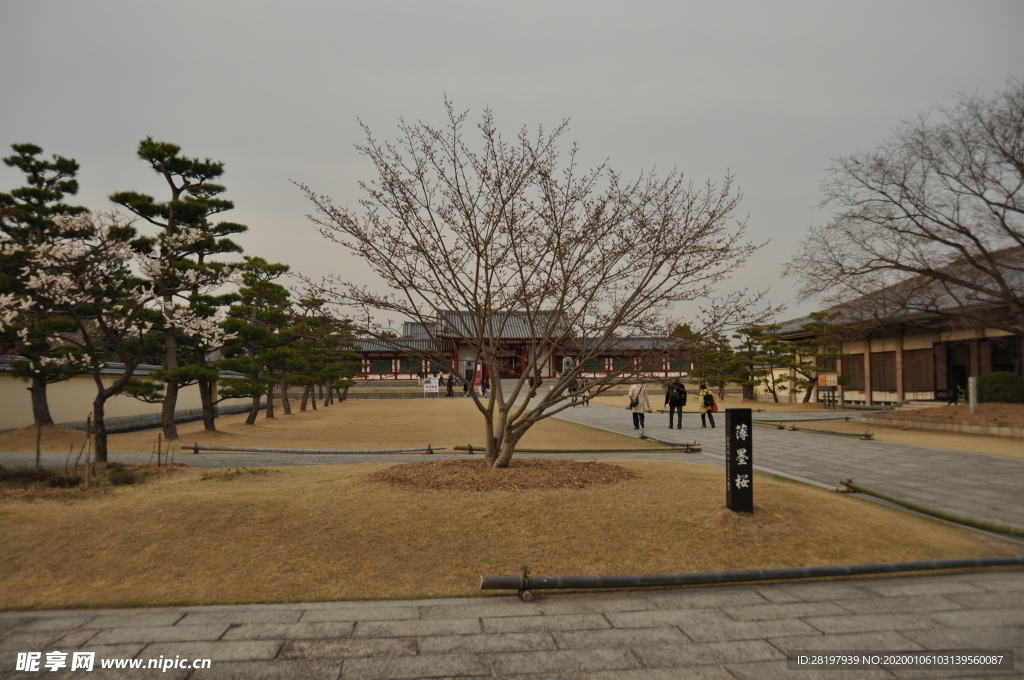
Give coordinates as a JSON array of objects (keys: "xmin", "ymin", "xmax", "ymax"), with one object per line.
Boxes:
[{"xmin": 725, "ymin": 408, "xmax": 753, "ymax": 513}]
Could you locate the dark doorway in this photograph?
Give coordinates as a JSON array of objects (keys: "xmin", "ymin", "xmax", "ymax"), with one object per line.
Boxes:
[{"xmin": 946, "ymin": 343, "xmax": 970, "ymax": 395}]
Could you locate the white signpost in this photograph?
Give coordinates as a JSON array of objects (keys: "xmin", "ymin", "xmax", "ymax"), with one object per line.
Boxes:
[{"xmin": 423, "ymin": 377, "xmax": 439, "ymax": 397}]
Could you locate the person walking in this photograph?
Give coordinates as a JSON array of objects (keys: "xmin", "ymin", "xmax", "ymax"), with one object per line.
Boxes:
[
  {"xmin": 581, "ymin": 378, "xmax": 591, "ymax": 406},
  {"xmin": 462, "ymin": 377, "xmax": 470, "ymax": 397},
  {"xmin": 698, "ymin": 383, "xmax": 716, "ymax": 428},
  {"xmin": 665, "ymin": 378, "xmax": 687, "ymax": 429},
  {"xmin": 570, "ymin": 378, "xmax": 579, "ymax": 405},
  {"xmin": 947, "ymin": 373, "xmax": 960, "ymax": 406},
  {"xmin": 446, "ymin": 374, "xmax": 455, "ymax": 398},
  {"xmin": 628, "ymin": 380, "xmax": 651, "ymax": 430},
  {"xmin": 481, "ymin": 376, "xmax": 490, "ymax": 397}
]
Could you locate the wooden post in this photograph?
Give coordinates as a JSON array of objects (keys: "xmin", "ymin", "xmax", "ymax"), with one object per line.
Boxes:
[
  {"xmin": 863, "ymin": 344, "xmax": 873, "ymax": 406},
  {"xmin": 895, "ymin": 333, "xmax": 905, "ymax": 403},
  {"xmin": 836, "ymin": 356, "xmax": 845, "ymax": 407},
  {"xmin": 35, "ymin": 422, "xmax": 41, "ymax": 469},
  {"xmin": 157, "ymin": 432, "xmax": 162, "ymax": 467},
  {"xmin": 979, "ymin": 340, "xmax": 992, "ymax": 375},
  {"xmin": 84, "ymin": 413, "xmax": 92, "ymax": 488}
]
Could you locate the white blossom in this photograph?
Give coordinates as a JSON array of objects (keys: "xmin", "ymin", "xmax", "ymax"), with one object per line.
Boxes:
[{"xmin": 0, "ymin": 293, "xmax": 32, "ymax": 329}]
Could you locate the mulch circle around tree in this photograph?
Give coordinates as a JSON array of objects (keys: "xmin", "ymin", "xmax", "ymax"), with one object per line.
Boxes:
[{"xmin": 369, "ymin": 458, "xmax": 640, "ymax": 492}]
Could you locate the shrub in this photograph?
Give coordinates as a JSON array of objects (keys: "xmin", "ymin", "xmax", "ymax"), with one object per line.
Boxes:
[
  {"xmin": 977, "ymin": 371, "xmax": 1024, "ymax": 403},
  {"xmin": 108, "ymin": 467, "xmax": 137, "ymax": 485},
  {"xmin": 47, "ymin": 475, "xmax": 83, "ymax": 488}
]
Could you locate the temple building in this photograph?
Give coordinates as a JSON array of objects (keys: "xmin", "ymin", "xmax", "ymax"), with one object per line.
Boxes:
[
  {"xmin": 353, "ymin": 310, "xmax": 692, "ymax": 382},
  {"xmin": 775, "ymin": 252, "xmax": 1024, "ymax": 405}
]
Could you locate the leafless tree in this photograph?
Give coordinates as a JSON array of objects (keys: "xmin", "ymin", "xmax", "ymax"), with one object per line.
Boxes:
[
  {"xmin": 790, "ymin": 79, "xmax": 1024, "ymax": 336},
  {"xmin": 297, "ymin": 103, "xmax": 774, "ymax": 467}
]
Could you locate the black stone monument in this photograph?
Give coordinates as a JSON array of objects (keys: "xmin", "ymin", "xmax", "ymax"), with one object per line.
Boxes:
[{"xmin": 725, "ymin": 408, "xmax": 753, "ymax": 513}]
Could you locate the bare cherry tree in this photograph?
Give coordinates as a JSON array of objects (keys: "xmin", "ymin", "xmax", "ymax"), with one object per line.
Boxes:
[
  {"xmin": 297, "ymin": 104, "xmax": 771, "ymax": 467},
  {"xmin": 790, "ymin": 79, "xmax": 1024, "ymax": 335}
]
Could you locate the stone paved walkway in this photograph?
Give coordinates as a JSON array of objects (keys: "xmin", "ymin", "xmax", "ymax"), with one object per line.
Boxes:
[
  {"xmin": 2, "ymin": 570, "xmax": 1021, "ymax": 679},
  {"xmin": 540, "ymin": 402, "xmax": 1024, "ymax": 528}
]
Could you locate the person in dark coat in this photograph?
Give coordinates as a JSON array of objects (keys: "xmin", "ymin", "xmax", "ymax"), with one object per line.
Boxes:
[
  {"xmin": 481, "ymin": 376, "xmax": 490, "ymax": 397},
  {"xmin": 665, "ymin": 379, "xmax": 687, "ymax": 429},
  {"xmin": 446, "ymin": 374, "xmax": 455, "ymax": 397},
  {"xmin": 947, "ymin": 373, "xmax": 960, "ymax": 405}
]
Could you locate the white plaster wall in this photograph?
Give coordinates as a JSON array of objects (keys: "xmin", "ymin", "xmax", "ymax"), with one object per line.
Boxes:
[
  {"xmin": 0, "ymin": 375, "xmax": 249, "ymax": 431},
  {"xmin": 902, "ymin": 334, "xmax": 935, "ymax": 351}
]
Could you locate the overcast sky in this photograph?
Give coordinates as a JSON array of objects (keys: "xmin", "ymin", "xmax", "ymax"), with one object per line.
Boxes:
[{"xmin": 2, "ymin": 1, "xmax": 1022, "ymax": 325}]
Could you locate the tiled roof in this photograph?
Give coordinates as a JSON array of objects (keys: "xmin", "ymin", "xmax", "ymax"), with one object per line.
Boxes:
[{"xmin": 778, "ymin": 246, "xmax": 1024, "ymax": 337}]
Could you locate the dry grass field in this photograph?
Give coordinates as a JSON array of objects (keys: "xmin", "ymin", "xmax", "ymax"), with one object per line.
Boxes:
[
  {"xmin": 769, "ymin": 419, "xmax": 1024, "ymax": 460},
  {"xmin": 0, "ymin": 398, "xmax": 668, "ymax": 455},
  {"xmin": 2, "ymin": 460, "xmax": 1021, "ymax": 610}
]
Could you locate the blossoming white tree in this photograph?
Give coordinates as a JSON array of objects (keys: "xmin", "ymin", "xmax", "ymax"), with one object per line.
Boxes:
[
  {"xmin": 0, "ymin": 143, "xmax": 91, "ymax": 425},
  {"xmin": 3, "ymin": 212, "xmax": 233, "ymax": 460},
  {"xmin": 111, "ymin": 138, "xmax": 247, "ymax": 439}
]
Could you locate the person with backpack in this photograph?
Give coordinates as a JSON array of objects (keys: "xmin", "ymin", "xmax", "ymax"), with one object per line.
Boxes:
[
  {"xmin": 665, "ymin": 379, "xmax": 687, "ymax": 429},
  {"xmin": 628, "ymin": 380, "xmax": 651, "ymax": 430},
  {"xmin": 698, "ymin": 383, "xmax": 716, "ymax": 428}
]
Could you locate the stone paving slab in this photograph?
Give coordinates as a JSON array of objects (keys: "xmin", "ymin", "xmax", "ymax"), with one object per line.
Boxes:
[
  {"xmin": 540, "ymin": 401, "xmax": 1024, "ymax": 527},
  {"xmin": 4, "ymin": 571, "xmax": 1022, "ymax": 679}
]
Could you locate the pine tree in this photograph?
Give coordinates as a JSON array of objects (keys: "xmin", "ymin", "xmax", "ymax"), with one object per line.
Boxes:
[
  {"xmin": 218, "ymin": 257, "xmax": 293, "ymax": 424},
  {"xmin": 111, "ymin": 138, "xmax": 246, "ymax": 439},
  {"xmin": 789, "ymin": 311, "xmax": 848, "ymax": 402},
  {"xmin": 0, "ymin": 144, "xmax": 90, "ymax": 426},
  {"xmin": 755, "ymin": 324, "xmax": 793, "ymax": 403},
  {"xmin": 730, "ymin": 327, "xmax": 763, "ymax": 401},
  {"xmin": 691, "ymin": 333, "xmax": 735, "ymax": 399}
]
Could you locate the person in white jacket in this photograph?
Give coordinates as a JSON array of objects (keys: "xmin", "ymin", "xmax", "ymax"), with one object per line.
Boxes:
[{"xmin": 628, "ymin": 380, "xmax": 651, "ymax": 430}]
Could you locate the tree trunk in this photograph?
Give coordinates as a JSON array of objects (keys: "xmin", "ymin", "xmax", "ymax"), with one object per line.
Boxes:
[
  {"xmin": 300, "ymin": 385, "xmax": 309, "ymax": 411},
  {"xmin": 325, "ymin": 386, "xmax": 333, "ymax": 406},
  {"xmin": 311, "ymin": 386, "xmax": 317, "ymax": 410},
  {"xmin": 199, "ymin": 377, "xmax": 217, "ymax": 431},
  {"xmin": 281, "ymin": 378, "xmax": 292, "ymax": 414},
  {"xmin": 161, "ymin": 327, "xmax": 179, "ymax": 439},
  {"xmin": 318, "ymin": 383, "xmax": 324, "ymax": 401},
  {"xmin": 742, "ymin": 384, "xmax": 754, "ymax": 400},
  {"xmin": 93, "ymin": 393, "xmax": 109, "ymax": 463},
  {"xmin": 246, "ymin": 394, "xmax": 260, "ymax": 425},
  {"xmin": 341, "ymin": 385, "xmax": 350, "ymax": 402},
  {"xmin": 30, "ymin": 376, "xmax": 55, "ymax": 426},
  {"xmin": 491, "ymin": 430, "xmax": 521, "ymax": 468},
  {"xmin": 803, "ymin": 386, "xmax": 813, "ymax": 403},
  {"xmin": 266, "ymin": 383, "xmax": 275, "ymax": 418}
]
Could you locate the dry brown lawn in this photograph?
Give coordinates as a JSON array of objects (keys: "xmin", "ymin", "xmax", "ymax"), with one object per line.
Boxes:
[
  {"xmin": 772, "ymin": 419, "xmax": 1024, "ymax": 460},
  {"xmin": 899, "ymin": 403, "xmax": 1024, "ymax": 423},
  {"xmin": 0, "ymin": 398, "xmax": 666, "ymax": 455},
  {"xmin": 2, "ymin": 460, "xmax": 1021, "ymax": 610}
]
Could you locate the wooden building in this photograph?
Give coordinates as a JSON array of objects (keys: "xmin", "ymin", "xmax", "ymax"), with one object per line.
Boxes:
[{"xmin": 353, "ymin": 311, "xmax": 692, "ymax": 382}]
